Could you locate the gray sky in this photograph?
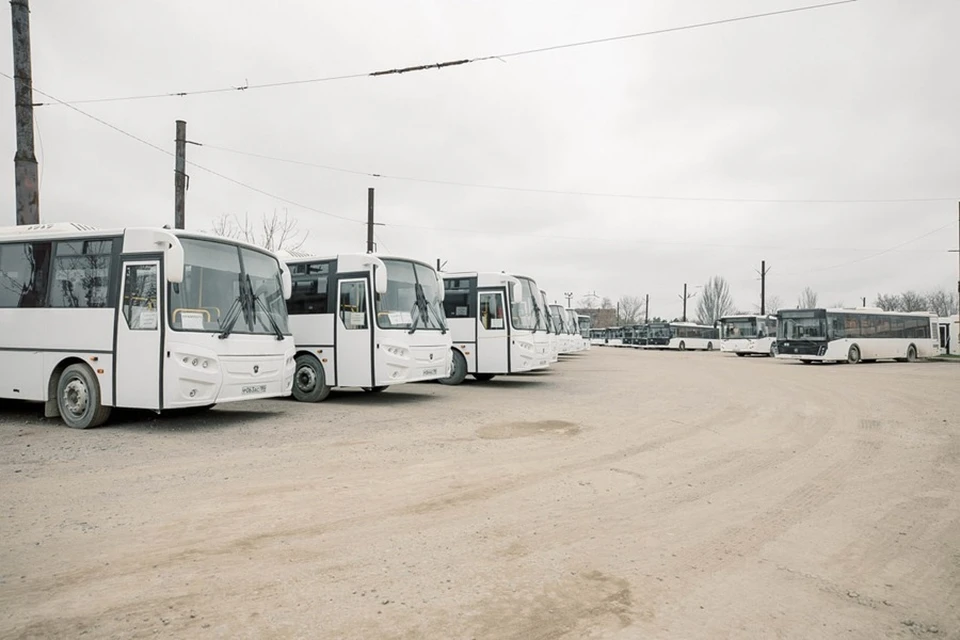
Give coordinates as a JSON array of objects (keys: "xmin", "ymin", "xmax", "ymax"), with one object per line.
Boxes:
[{"xmin": 2, "ymin": 0, "xmax": 958, "ymax": 318}]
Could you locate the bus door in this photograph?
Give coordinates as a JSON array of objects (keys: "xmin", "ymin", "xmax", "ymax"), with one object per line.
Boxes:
[
  {"xmin": 336, "ymin": 278, "xmax": 373, "ymax": 387},
  {"xmin": 476, "ymin": 289, "xmax": 508, "ymax": 373},
  {"xmin": 116, "ymin": 259, "xmax": 162, "ymax": 409}
]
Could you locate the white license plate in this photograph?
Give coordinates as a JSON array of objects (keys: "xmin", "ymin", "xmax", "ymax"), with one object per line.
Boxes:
[
  {"xmin": 422, "ymin": 368, "xmax": 438, "ymax": 376},
  {"xmin": 242, "ymin": 384, "xmax": 267, "ymax": 395}
]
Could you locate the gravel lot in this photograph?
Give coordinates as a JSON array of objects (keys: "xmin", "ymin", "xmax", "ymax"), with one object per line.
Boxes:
[{"xmin": 1, "ymin": 348, "xmax": 957, "ymax": 639}]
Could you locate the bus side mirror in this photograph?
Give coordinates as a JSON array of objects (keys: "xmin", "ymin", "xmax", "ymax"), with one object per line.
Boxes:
[
  {"xmin": 164, "ymin": 237, "xmax": 184, "ymax": 284},
  {"xmin": 374, "ymin": 265, "xmax": 388, "ymax": 295},
  {"xmin": 280, "ymin": 265, "xmax": 292, "ymax": 300}
]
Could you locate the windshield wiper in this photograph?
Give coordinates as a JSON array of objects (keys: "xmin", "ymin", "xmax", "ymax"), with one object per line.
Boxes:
[
  {"xmin": 252, "ymin": 294, "xmax": 286, "ymax": 341},
  {"xmin": 218, "ymin": 294, "xmax": 244, "ymax": 339},
  {"xmin": 531, "ymin": 299, "xmax": 543, "ymax": 334}
]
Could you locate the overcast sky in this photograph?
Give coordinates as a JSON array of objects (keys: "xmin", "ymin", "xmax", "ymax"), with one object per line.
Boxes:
[{"xmin": 1, "ymin": 0, "xmax": 958, "ymax": 317}]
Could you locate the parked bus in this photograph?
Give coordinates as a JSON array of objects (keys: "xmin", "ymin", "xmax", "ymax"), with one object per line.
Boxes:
[
  {"xmin": 0, "ymin": 223, "xmax": 295, "ymax": 429},
  {"xmin": 565, "ymin": 309, "xmax": 587, "ymax": 352},
  {"xmin": 623, "ymin": 324, "xmax": 647, "ymax": 347},
  {"xmin": 719, "ymin": 315, "xmax": 778, "ymax": 357},
  {"xmin": 539, "ymin": 289, "xmax": 560, "ymax": 363},
  {"xmin": 548, "ymin": 304, "xmax": 573, "ymax": 354},
  {"xmin": 512, "ymin": 274, "xmax": 553, "ymax": 364},
  {"xmin": 439, "ymin": 271, "xmax": 550, "ymax": 384},
  {"xmin": 776, "ymin": 308, "xmax": 939, "ymax": 364},
  {"xmin": 644, "ymin": 322, "xmax": 718, "ymax": 351},
  {"xmin": 588, "ymin": 328, "xmax": 607, "ymax": 346},
  {"xmin": 283, "ymin": 253, "xmax": 452, "ymax": 401},
  {"xmin": 577, "ymin": 314, "xmax": 592, "ymax": 350}
]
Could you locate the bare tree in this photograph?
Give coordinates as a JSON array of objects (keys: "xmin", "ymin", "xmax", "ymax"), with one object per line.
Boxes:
[
  {"xmin": 926, "ymin": 289, "xmax": 958, "ymax": 317},
  {"xmin": 578, "ymin": 296, "xmax": 597, "ymax": 310},
  {"xmin": 899, "ymin": 290, "xmax": 928, "ymax": 312},
  {"xmin": 618, "ymin": 295, "xmax": 644, "ymax": 324},
  {"xmin": 755, "ymin": 294, "xmax": 782, "ymax": 314},
  {"xmin": 211, "ymin": 209, "xmax": 308, "ymax": 252},
  {"xmin": 874, "ymin": 293, "xmax": 901, "ymax": 311},
  {"xmin": 695, "ymin": 276, "xmax": 734, "ymax": 326},
  {"xmin": 600, "ymin": 297, "xmax": 613, "ymax": 310},
  {"xmin": 797, "ymin": 287, "xmax": 818, "ymax": 309}
]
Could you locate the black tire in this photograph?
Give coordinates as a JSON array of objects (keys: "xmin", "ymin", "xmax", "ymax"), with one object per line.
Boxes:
[
  {"xmin": 736, "ymin": 352, "xmax": 746, "ymax": 357},
  {"xmin": 472, "ymin": 373, "xmax": 496, "ymax": 381},
  {"xmin": 769, "ymin": 343, "xmax": 777, "ymax": 357},
  {"xmin": 56, "ymin": 364, "xmax": 111, "ymax": 429},
  {"xmin": 800, "ymin": 360, "xmax": 813, "ymax": 365},
  {"xmin": 706, "ymin": 342, "xmax": 713, "ymax": 351},
  {"xmin": 438, "ymin": 349, "xmax": 468, "ymax": 386},
  {"xmin": 362, "ymin": 386, "xmax": 388, "ymax": 393},
  {"xmin": 904, "ymin": 344, "xmax": 917, "ymax": 363},
  {"xmin": 678, "ymin": 341, "xmax": 686, "ymax": 351},
  {"xmin": 292, "ymin": 354, "xmax": 331, "ymax": 402},
  {"xmin": 847, "ymin": 345, "xmax": 861, "ymax": 365}
]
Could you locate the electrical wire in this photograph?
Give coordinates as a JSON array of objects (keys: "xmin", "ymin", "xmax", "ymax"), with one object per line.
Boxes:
[
  {"xmin": 198, "ymin": 142, "xmax": 957, "ymax": 205},
  {"xmin": 0, "ymin": 71, "xmax": 362, "ymax": 225},
  {"xmin": 30, "ymin": 0, "xmax": 857, "ymax": 107}
]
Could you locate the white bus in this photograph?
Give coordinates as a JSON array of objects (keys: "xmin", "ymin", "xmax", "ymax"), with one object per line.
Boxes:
[
  {"xmin": 644, "ymin": 321, "xmax": 719, "ymax": 351},
  {"xmin": 776, "ymin": 307, "xmax": 939, "ymax": 364},
  {"xmin": 439, "ymin": 271, "xmax": 550, "ymax": 384},
  {"xmin": 719, "ymin": 315, "xmax": 778, "ymax": 357},
  {"xmin": 283, "ymin": 253, "xmax": 452, "ymax": 401},
  {"xmin": 577, "ymin": 314, "xmax": 592, "ymax": 350},
  {"xmin": 512, "ymin": 274, "xmax": 554, "ymax": 364},
  {"xmin": 539, "ymin": 289, "xmax": 560, "ymax": 363},
  {"xmin": 565, "ymin": 309, "xmax": 587, "ymax": 352},
  {"xmin": 0, "ymin": 223, "xmax": 295, "ymax": 429}
]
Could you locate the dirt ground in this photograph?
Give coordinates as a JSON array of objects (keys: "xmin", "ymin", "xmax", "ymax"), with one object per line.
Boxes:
[{"xmin": 1, "ymin": 348, "xmax": 957, "ymax": 639}]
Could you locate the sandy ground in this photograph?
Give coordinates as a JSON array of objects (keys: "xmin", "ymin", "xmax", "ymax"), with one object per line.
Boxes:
[{"xmin": 0, "ymin": 348, "xmax": 957, "ymax": 639}]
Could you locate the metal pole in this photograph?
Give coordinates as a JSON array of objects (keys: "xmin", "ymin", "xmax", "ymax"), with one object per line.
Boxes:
[
  {"xmin": 644, "ymin": 293, "xmax": 649, "ymax": 323},
  {"xmin": 366, "ymin": 188, "xmax": 375, "ymax": 253},
  {"xmin": 11, "ymin": 0, "xmax": 39, "ymax": 225},
  {"xmin": 760, "ymin": 260, "xmax": 766, "ymax": 315},
  {"xmin": 682, "ymin": 283, "xmax": 688, "ymax": 322},
  {"xmin": 174, "ymin": 120, "xmax": 187, "ymax": 229}
]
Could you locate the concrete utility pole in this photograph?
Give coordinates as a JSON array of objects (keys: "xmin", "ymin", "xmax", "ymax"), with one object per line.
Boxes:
[
  {"xmin": 11, "ymin": 0, "xmax": 39, "ymax": 225},
  {"xmin": 564, "ymin": 292, "xmax": 573, "ymax": 308},
  {"xmin": 757, "ymin": 260, "xmax": 771, "ymax": 315},
  {"xmin": 366, "ymin": 187, "xmax": 375, "ymax": 253},
  {"xmin": 174, "ymin": 120, "xmax": 187, "ymax": 229},
  {"xmin": 644, "ymin": 293, "xmax": 649, "ymax": 323},
  {"xmin": 679, "ymin": 283, "xmax": 696, "ymax": 322}
]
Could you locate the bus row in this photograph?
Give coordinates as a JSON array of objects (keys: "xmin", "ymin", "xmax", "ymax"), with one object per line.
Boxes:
[
  {"xmin": 590, "ymin": 309, "xmax": 944, "ymax": 363},
  {"xmin": 0, "ymin": 224, "xmax": 590, "ymax": 429}
]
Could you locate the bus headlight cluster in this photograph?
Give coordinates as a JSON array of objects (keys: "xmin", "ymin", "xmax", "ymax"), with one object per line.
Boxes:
[
  {"xmin": 384, "ymin": 345, "xmax": 408, "ymax": 358},
  {"xmin": 181, "ymin": 356, "xmax": 211, "ymax": 369}
]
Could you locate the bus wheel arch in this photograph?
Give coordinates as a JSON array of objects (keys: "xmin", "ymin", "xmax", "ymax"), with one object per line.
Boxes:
[
  {"xmin": 706, "ymin": 342, "xmax": 713, "ymax": 351},
  {"xmin": 847, "ymin": 344, "xmax": 861, "ymax": 364},
  {"xmin": 438, "ymin": 348, "xmax": 468, "ymax": 386},
  {"xmin": 292, "ymin": 352, "xmax": 331, "ymax": 402},
  {"xmin": 678, "ymin": 341, "xmax": 686, "ymax": 351},
  {"xmin": 906, "ymin": 344, "xmax": 918, "ymax": 362},
  {"xmin": 55, "ymin": 362, "xmax": 112, "ymax": 429},
  {"xmin": 45, "ymin": 357, "xmax": 87, "ymax": 419}
]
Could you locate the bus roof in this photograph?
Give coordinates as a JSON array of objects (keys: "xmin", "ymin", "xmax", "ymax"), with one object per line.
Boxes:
[
  {"xmin": 782, "ymin": 307, "xmax": 936, "ymax": 317},
  {"xmin": 280, "ymin": 251, "xmax": 435, "ymax": 272},
  {"xmin": 442, "ymin": 271, "xmax": 519, "ymax": 287}
]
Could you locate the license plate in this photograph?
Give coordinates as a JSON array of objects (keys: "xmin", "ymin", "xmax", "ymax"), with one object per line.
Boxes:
[
  {"xmin": 242, "ymin": 384, "xmax": 267, "ymax": 395},
  {"xmin": 422, "ymin": 368, "xmax": 438, "ymax": 376}
]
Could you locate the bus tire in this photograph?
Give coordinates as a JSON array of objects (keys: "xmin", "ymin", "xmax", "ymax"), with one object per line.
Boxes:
[
  {"xmin": 293, "ymin": 354, "xmax": 331, "ymax": 402},
  {"xmin": 906, "ymin": 344, "xmax": 918, "ymax": 362},
  {"xmin": 706, "ymin": 342, "xmax": 713, "ymax": 351},
  {"xmin": 847, "ymin": 345, "xmax": 861, "ymax": 364},
  {"xmin": 362, "ymin": 386, "xmax": 388, "ymax": 393},
  {"xmin": 438, "ymin": 350, "xmax": 467, "ymax": 386},
  {"xmin": 472, "ymin": 373, "xmax": 496, "ymax": 381},
  {"xmin": 769, "ymin": 343, "xmax": 777, "ymax": 357},
  {"xmin": 736, "ymin": 352, "xmax": 746, "ymax": 357},
  {"xmin": 56, "ymin": 363, "xmax": 111, "ymax": 429},
  {"xmin": 678, "ymin": 341, "xmax": 686, "ymax": 351}
]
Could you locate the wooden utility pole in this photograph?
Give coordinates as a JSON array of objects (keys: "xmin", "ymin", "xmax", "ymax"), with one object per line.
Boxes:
[
  {"xmin": 679, "ymin": 283, "xmax": 695, "ymax": 322},
  {"xmin": 366, "ymin": 187, "xmax": 375, "ymax": 253},
  {"xmin": 757, "ymin": 260, "xmax": 771, "ymax": 315},
  {"xmin": 11, "ymin": 0, "xmax": 39, "ymax": 225},
  {"xmin": 174, "ymin": 120, "xmax": 187, "ymax": 229}
]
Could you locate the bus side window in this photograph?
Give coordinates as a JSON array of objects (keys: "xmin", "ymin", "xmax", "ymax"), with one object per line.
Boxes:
[
  {"xmin": 123, "ymin": 264, "xmax": 159, "ymax": 330},
  {"xmin": 479, "ymin": 292, "xmax": 504, "ymax": 330},
  {"xmin": 340, "ymin": 281, "xmax": 368, "ymax": 329}
]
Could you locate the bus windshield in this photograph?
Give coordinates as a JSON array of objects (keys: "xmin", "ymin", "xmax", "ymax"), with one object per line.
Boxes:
[
  {"xmin": 779, "ymin": 311, "xmax": 827, "ymax": 340},
  {"xmin": 549, "ymin": 305, "xmax": 565, "ymax": 334},
  {"xmin": 169, "ymin": 238, "xmax": 289, "ymax": 335},
  {"xmin": 515, "ymin": 277, "xmax": 548, "ymax": 332},
  {"xmin": 722, "ymin": 317, "xmax": 758, "ymax": 339},
  {"xmin": 377, "ymin": 259, "xmax": 446, "ymax": 331},
  {"xmin": 511, "ymin": 278, "xmax": 539, "ymax": 331},
  {"xmin": 649, "ymin": 323, "xmax": 671, "ymax": 339}
]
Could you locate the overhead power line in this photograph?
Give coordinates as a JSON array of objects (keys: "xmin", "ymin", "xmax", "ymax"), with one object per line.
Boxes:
[
  {"xmin": 197, "ymin": 142, "xmax": 957, "ymax": 205},
  {"xmin": 30, "ymin": 0, "xmax": 857, "ymax": 107},
  {"xmin": 0, "ymin": 71, "xmax": 361, "ymax": 225}
]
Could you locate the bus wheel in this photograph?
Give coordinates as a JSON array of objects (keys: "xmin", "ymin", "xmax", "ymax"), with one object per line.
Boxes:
[
  {"xmin": 706, "ymin": 342, "xmax": 713, "ymax": 351},
  {"xmin": 678, "ymin": 341, "xmax": 686, "ymax": 351},
  {"xmin": 362, "ymin": 386, "xmax": 388, "ymax": 393},
  {"xmin": 846, "ymin": 345, "xmax": 861, "ymax": 364},
  {"xmin": 472, "ymin": 373, "xmax": 496, "ymax": 381},
  {"xmin": 293, "ymin": 355, "xmax": 331, "ymax": 402},
  {"xmin": 438, "ymin": 350, "xmax": 467, "ymax": 386},
  {"xmin": 906, "ymin": 344, "xmax": 918, "ymax": 362},
  {"xmin": 57, "ymin": 364, "xmax": 111, "ymax": 429},
  {"xmin": 769, "ymin": 343, "xmax": 778, "ymax": 357}
]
